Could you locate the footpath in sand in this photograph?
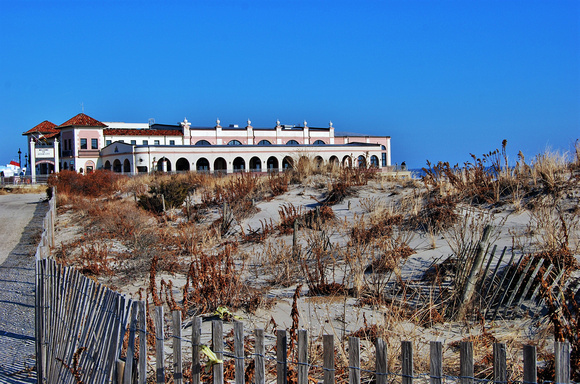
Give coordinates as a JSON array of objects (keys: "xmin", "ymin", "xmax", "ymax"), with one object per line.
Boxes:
[{"xmin": 0, "ymin": 193, "xmax": 47, "ymax": 384}]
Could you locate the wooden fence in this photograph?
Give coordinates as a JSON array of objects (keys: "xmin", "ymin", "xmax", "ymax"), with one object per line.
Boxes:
[
  {"xmin": 35, "ymin": 189, "xmax": 133, "ymax": 383},
  {"xmin": 119, "ymin": 305, "xmax": 573, "ymax": 384}
]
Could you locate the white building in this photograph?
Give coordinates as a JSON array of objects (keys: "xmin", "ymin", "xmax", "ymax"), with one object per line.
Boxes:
[{"xmin": 24, "ymin": 113, "xmax": 393, "ymax": 178}]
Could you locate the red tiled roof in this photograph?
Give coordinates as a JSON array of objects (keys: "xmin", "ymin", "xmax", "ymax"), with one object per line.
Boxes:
[
  {"xmin": 103, "ymin": 128, "xmax": 183, "ymax": 136},
  {"xmin": 22, "ymin": 120, "xmax": 59, "ymax": 135},
  {"xmin": 59, "ymin": 113, "xmax": 107, "ymax": 128}
]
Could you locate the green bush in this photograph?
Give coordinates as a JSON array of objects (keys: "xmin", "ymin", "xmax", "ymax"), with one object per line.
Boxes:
[{"xmin": 138, "ymin": 177, "xmax": 189, "ymax": 213}]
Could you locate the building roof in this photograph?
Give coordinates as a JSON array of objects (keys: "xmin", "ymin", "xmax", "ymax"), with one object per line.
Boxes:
[
  {"xmin": 59, "ymin": 113, "xmax": 107, "ymax": 128},
  {"xmin": 103, "ymin": 128, "xmax": 183, "ymax": 136},
  {"xmin": 22, "ymin": 120, "xmax": 59, "ymax": 135}
]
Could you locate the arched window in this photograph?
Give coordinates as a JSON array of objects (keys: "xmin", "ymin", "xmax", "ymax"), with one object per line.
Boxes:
[
  {"xmin": 257, "ymin": 140, "xmax": 272, "ymax": 145},
  {"xmin": 313, "ymin": 140, "xmax": 326, "ymax": 145},
  {"xmin": 286, "ymin": 140, "xmax": 299, "ymax": 145},
  {"xmin": 357, "ymin": 155, "xmax": 366, "ymax": 168},
  {"xmin": 233, "ymin": 157, "xmax": 245, "ymax": 171},
  {"xmin": 228, "ymin": 140, "xmax": 242, "ymax": 146},
  {"xmin": 195, "ymin": 140, "xmax": 211, "ymax": 146},
  {"xmin": 196, "ymin": 158, "xmax": 210, "ymax": 171},
  {"xmin": 370, "ymin": 155, "xmax": 379, "ymax": 168}
]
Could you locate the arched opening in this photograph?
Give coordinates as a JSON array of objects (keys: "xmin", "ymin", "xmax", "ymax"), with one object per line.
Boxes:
[
  {"xmin": 267, "ymin": 156, "xmax": 279, "ymax": 172},
  {"xmin": 249, "ymin": 157, "xmax": 262, "ymax": 172},
  {"xmin": 357, "ymin": 155, "xmax": 366, "ymax": 169},
  {"xmin": 195, "ymin": 140, "xmax": 211, "ymax": 146},
  {"xmin": 370, "ymin": 155, "xmax": 379, "ymax": 168},
  {"xmin": 329, "ymin": 156, "xmax": 339, "ymax": 166},
  {"xmin": 313, "ymin": 140, "xmax": 326, "ymax": 145},
  {"xmin": 342, "ymin": 156, "xmax": 352, "ymax": 168},
  {"xmin": 233, "ymin": 157, "xmax": 245, "ymax": 172},
  {"xmin": 176, "ymin": 158, "xmax": 190, "ymax": 171},
  {"xmin": 123, "ymin": 159, "xmax": 131, "ymax": 173},
  {"xmin": 286, "ymin": 140, "xmax": 299, "ymax": 145},
  {"xmin": 157, "ymin": 157, "xmax": 171, "ymax": 172},
  {"xmin": 314, "ymin": 156, "xmax": 324, "ymax": 168},
  {"xmin": 282, "ymin": 156, "xmax": 293, "ymax": 170},
  {"xmin": 196, "ymin": 158, "xmax": 210, "ymax": 172},
  {"xmin": 104, "ymin": 160, "xmax": 111, "ymax": 171},
  {"xmin": 257, "ymin": 140, "xmax": 271, "ymax": 145},
  {"xmin": 85, "ymin": 160, "xmax": 95, "ymax": 173},
  {"xmin": 214, "ymin": 157, "xmax": 227, "ymax": 175},
  {"xmin": 297, "ymin": 156, "xmax": 310, "ymax": 171},
  {"xmin": 113, "ymin": 159, "xmax": 122, "ymax": 173},
  {"xmin": 228, "ymin": 140, "xmax": 242, "ymax": 146}
]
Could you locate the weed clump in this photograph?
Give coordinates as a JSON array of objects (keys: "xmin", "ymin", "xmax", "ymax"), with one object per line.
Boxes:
[{"xmin": 138, "ymin": 176, "xmax": 189, "ymax": 213}]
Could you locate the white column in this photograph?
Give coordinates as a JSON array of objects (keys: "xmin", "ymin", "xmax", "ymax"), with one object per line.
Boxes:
[
  {"xmin": 29, "ymin": 138, "xmax": 36, "ymax": 183},
  {"xmin": 53, "ymin": 139, "xmax": 60, "ymax": 173}
]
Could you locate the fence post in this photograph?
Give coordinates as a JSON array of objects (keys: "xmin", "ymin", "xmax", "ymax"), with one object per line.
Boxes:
[
  {"xmin": 523, "ymin": 345, "xmax": 537, "ymax": 384},
  {"xmin": 323, "ymin": 334, "xmax": 335, "ymax": 384},
  {"xmin": 298, "ymin": 329, "xmax": 309, "ymax": 384},
  {"xmin": 155, "ymin": 306, "xmax": 165, "ymax": 383},
  {"xmin": 277, "ymin": 329, "xmax": 288, "ymax": 384},
  {"xmin": 191, "ymin": 316, "xmax": 202, "ymax": 384},
  {"xmin": 349, "ymin": 336, "xmax": 360, "ymax": 384},
  {"xmin": 376, "ymin": 338, "xmax": 388, "ymax": 384},
  {"xmin": 255, "ymin": 329, "xmax": 265, "ymax": 384},
  {"xmin": 555, "ymin": 341, "xmax": 570, "ymax": 384},
  {"xmin": 460, "ymin": 342, "xmax": 473, "ymax": 384},
  {"xmin": 430, "ymin": 341, "xmax": 442, "ymax": 384},
  {"xmin": 212, "ymin": 320, "xmax": 224, "ymax": 384},
  {"xmin": 137, "ymin": 301, "xmax": 147, "ymax": 384},
  {"xmin": 172, "ymin": 311, "xmax": 183, "ymax": 384},
  {"xmin": 401, "ymin": 341, "xmax": 413, "ymax": 384},
  {"xmin": 234, "ymin": 321, "xmax": 245, "ymax": 384},
  {"xmin": 493, "ymin": 343, "xmax": 507, "ymax": 384}
]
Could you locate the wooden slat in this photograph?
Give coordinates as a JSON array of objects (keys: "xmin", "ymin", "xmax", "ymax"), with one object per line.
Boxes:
[
  {"xmin": 555, "ymin": 341, "xmax": 570, "ymax": 384},
  {"xmin": 155, "ymin": 306, "xmax": 165, "ymax": 383},
  {"xmin": 460, "ymin": 342, "xmax": 473, "ymax": 384},
  {"xmin": 191, "ymin": 316, "xmax": 202, "ymax": 384},
  {"xmin": 376, "ymin": 338, "xmax": 388, "ymax": 384},
  {"xmin": 493, "ymin": 343, "xmax": 507, "ymax": 384},
  {"xmin": 348, "ymin": 337, "xmax": 360, "ymax": 384},
  {"xmin": 255, "ymin": 329, "xmax": 265, "ymax": 384},
  {"xmin": 516, "ymin": 258, "xmax": 544, "ymax": 308},
  {"xmin": 430, "ymin": 341, "xmax": 442, "ymax": 384},
  {"xmin": 402, "ymin": 341, "xmax": 413, "ymax": 384},
  {"xmin": 172, "ymin": 311, "xmax": 183, "ymax": 384},
  {"xmin": 276, "ymin": 330, "xmax": 288, "ymax": 384},
  {"xmin": 523, "ymin": 345, "xmax": 537, "ymax": 384},
  {"xmin": 234, "ymin": 321, "xmax": 245, "ymax": 384},
  {"xmin": 298, "ymin": 330, "xmax": 309, "ymax": 384},
  {"xmin": 137, "ymin": 301, "xmax": 147, "ymax": 384},
  {"xmin": 212, "ymin": 320, "xmax": 224, "ymax": 384},
  {"xmin": 323, "ymin": 334, "xmax": 335, "ymax": 384},
  {"xmin": 124, "ymin": 301, "xmax": 138, "ymax": 384}
]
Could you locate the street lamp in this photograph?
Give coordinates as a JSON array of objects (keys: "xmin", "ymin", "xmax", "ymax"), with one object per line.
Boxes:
[{"xmin": 18, "ymin": 148, "xmax": 21, "ymax": 167}]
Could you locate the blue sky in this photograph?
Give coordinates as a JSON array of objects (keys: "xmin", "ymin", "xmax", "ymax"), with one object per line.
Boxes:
[{"xmin": 0, "ymin": 0, "xmax": 578, "ymax": 169}]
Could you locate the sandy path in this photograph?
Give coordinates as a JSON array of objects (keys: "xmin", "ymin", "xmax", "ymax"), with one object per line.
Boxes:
[{"xmin": 0, "ymin": 193, "xmax": 46, "ymax": 383}]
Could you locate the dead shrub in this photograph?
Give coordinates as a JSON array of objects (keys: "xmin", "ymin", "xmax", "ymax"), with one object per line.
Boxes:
[{"xmin": 48, "ymin": 170, "xmax": 125, "ymax": 197}]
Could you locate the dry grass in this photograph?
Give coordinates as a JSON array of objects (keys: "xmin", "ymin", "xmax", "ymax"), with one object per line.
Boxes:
[{"xmin": 50, "ymin": 142, "xmax": 580, "ymax": 380}]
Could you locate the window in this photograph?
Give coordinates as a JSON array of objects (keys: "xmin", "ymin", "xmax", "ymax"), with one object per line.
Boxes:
[
  {"xmin": 91, "ymin": 138, "xmax": 98, "ymax": 149},
  {"xmin": 195, "ymin": 140, "xmax": 211, "ymax": 146},
  {"xmin": 169, "ymin": 140, "xmax": 175, "ymax": 146},
  {"xmin": 80, "ymin": 138, "xmax": 87, "ymax": 149},
  {"xmin": 313, "ymin": 140, "xmax": 326, "ymax": 145},
  {"xmin": 286, "ymin": 140, "xmax": 299, "ymax": 145},
  {"xmin": 228, "ymin": 140, "xmax": 242, "ymax": 145},
  {"xmin": 131, "ymin": 140, "xmax": 136, "ymax": 145},
  {"xmin": 154, "ymin": 140, "xmax": 160, "ymax": 145},
  {"xmin": 106, "ymin": 140, "xmax": 112, "ymax": 146},
  {"xmin": 143, "ymin": 140, "xmax": 148, "ymax": 145},
  {"xmin": 382, "ymin": 153, "xmax": 387, "ymax": 167},
  {"xmin": 257, "ymin": 140, "xmax": 271, "ymax": 145}
]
